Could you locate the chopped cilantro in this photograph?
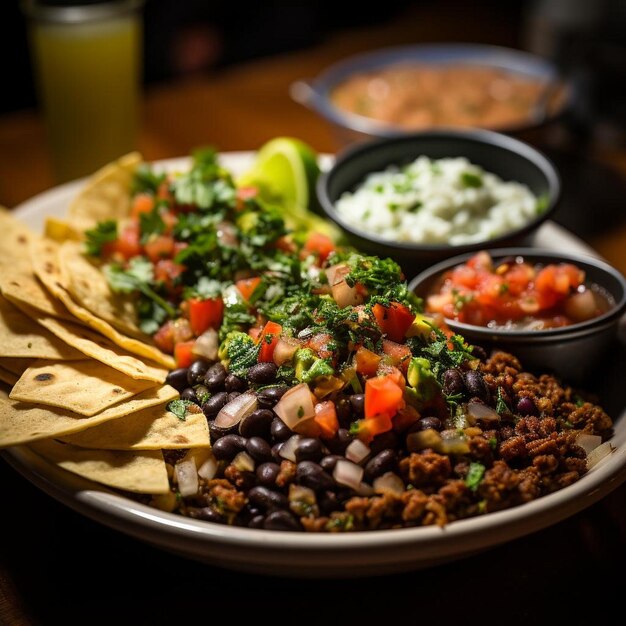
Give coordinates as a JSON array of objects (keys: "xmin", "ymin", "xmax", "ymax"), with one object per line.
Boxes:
[
  {"xmin": 465, "ymin": 462, "xmax": 486, "ymax": 491},
  {"xmin": 297, "ymin": 405, "xmax": 305, "ymax": 419},
  {"xmin": 132, "ymin": 165, "xmax": 166, "ymax": 195},
  {"xmin": 488, "ymin": 437, "xmax": 498, "ymax": 450},
  {"xmin": 84, "ymin": 220, "xmax": 117, "ymax": 256},
  {"xmin": 460, "ymin": 172, "xmax": 483, "ymax": 188},
  {"xmin": 167, "ymin": 398, "xmax": 195, "ymax": 421},
  {"xmin": 496, "ymin": 387, "xmax": 510, "ymax": 415},
  {"xmin": 139, "ymin": 209, "xmax": 165, "ymax": 244},
  {"xmin": 535, "ymin": 193, "xmax": 550, "ymax": 214}
]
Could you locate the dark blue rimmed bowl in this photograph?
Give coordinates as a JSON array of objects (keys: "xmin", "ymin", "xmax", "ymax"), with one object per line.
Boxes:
[
  {"xmin": 291, "ymin": 43, "xmax": 572, "ymax": 146},
  {"xmin": 317, "ymin": 130, "xmax": 560, "ymax": 278},
  {"xmin": 408, "ymin": 248, "xmax": 626, "ymax": 382}
]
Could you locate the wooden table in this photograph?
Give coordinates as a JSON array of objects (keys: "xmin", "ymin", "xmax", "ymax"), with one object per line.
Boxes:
[{"xmin": 1, "ymin": 6, "xmax": 625, "ymax": 624}]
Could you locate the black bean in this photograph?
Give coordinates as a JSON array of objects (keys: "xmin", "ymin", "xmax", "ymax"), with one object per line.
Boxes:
[
  {"xmin": 256, "ymin": 462, "xmax": 280, "ymax": 486},
  {"xmin": 240, "ymin": 409, "xmax": 274, "ymax": 439},
  {"xmin": 201, "ymin": 391, "xmax": 229, "ymax": 418},
  {"xmin": 325, "ymin": 428, "xmax": 352, "ymax": 454},
  {"xmin": 227, "ymin": 391, "xmax": 241, "ymax": 403},
  {"xmin": 349, "ymin": 394, "xmax": 365, "ymax": 417},
  {"xmin": 212, "ymin": 434, "xmax": 247, "ymax": 460},
  {"xmin": 165, "ymin": 368, "xmax": 189, "ymax": 392},
  {"xmin": 443, "ymin": 368, "xmax": 466, "ymax": 396},
  {"xmin": 263, "ymin": 510, "xmax": 302, "ymax": 532},
  {"xmin": 335, "ymin": 396, "xmax": 352, "ymax": 427},
  {"xmin": 416, "ymin": 416, "xmax": 442, "ymax": 431},
  {"xmin": 247, "ymin": 362, "xmax": 278, "ymax": 385},
  {"xmin": 187, "ymin": 360, "xmax": 209, "ymax": 385},
  {"xmin": 208, "ymin": 420, "xmax": 232, "ymax": 442},
  {"xmin": 295, "ymin": 437, "xmax": 323, "ymax": 462},
  {"xmin": 257, "ymin": 385, "xmax": 288, "ymax": 408},
  {"xmin": 471, "ymin": 345, "xmax": 488, "ymax": 361},
  {"xmin": 270, "ymin": 417, "xmax": 292, "ymax": 442},
  {"xmin": 369, "ymin": 430, "xmax": 399, "ymax": 455},
  {"xmin": 516, "ymin": 397, "xmax": 538, "ymax": 416},
  {"xmin": 364, "ymin": 449, "xmax": 396, "ymax": 481},
  {"xmin": 249, "ymin": 515, "xmax": 266, "ymax": 529},
  {"xmin": 296, "ymin": 461, "xmax": 334, "ymax": 491},
  {"xmin": 225, "ymin": 373, "xmax": 247, "ymax": 392},
  {"xmin": 464, "ymin": 370, "xmax": 489, "ymax": 401},
  {"xmin": 246, "ymin": 437, "xmax": 273, "ymax": 463},
  {"xmin": 271, "ymin": 443, "xmax": 284, "ymax": 463},
  {"xmin": 187, "ymin": 506, "xmax": 225, "ymax": 523},
  {"xmin": 203, "ymin": 362, "xmax": 227, "ymax": 391},
  {"xmin": 180, "ymin": 387, "xmax": 198, "ymax": 403},
  {"xmin": 318, "ymin": 490, "xmax": 340, "ymax": 515},
  {"xmin": 248, "ymin": 485, "xmax": 289, "ymax": 511},
  {"xmin": 319, "ymin": 454, "xmax": 343, "ymax": 473}
]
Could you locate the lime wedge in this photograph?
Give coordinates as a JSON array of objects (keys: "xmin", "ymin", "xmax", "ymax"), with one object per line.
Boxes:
[{"xmin": 238, "ymin": 137, "xmax": 320, "ymax": 214}]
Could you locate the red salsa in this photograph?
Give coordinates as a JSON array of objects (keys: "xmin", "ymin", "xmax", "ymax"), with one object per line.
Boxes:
[{"xmin": 426, "ymin": 251, "xmax": 613, "ymax": 330}]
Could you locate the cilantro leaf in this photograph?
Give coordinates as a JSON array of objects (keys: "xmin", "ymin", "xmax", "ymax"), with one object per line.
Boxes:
[
  {"xmin": 465, "ymin": 462, "xmax": 486, "ymax": 491},
  {"xmin": 460, "ymin": 172, "xmax": 483, "ymax": 188},
  {"xmin": 84, "ymin": 220, "xmax": 117, "ymax": 256},
  {"xmin": 132, "ymin": 165, "xmax": 166, "ymax": 195},
  {"xmin": 139, "ymin": 209, "xmax": 165, "ymax": 244},
  {"xmin": 496, "ymin": 387, "xmax": 510, "ymax": 415},
  {"xmin": 167, "ymin": 398, "xmax": 196, "ymax": 421}
]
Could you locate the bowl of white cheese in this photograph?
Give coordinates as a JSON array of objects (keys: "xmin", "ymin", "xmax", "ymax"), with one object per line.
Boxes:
[{"xmin": 317, "ymin": 129, "xmax": 560, "ymax": 276}]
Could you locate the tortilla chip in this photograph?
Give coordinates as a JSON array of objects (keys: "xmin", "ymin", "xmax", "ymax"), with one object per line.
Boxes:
[
  {"xmin": 67, "ymin": 152, "xmax": 142, "ymax": 231},
  {"xmin": 0, "ymin": 384, "xmax": 178, "ymax": 447},
  {"xmin": 0, "ymin": 296, "xmax": 82, "ymax": 359},
  {"xmin": 59, "ymin": 241, "xmax": 146, "ymax": 340},
  {"xmin": 6, "ymin": 298, "xmax": 167, "ymax": 383},
  {"xmin": 0, "ymin": 366, "xmax": 17, "ymax": 386},
  {"xmin": 28, "ymin": 438, "xmax": 169, "ymax": 494},
  {"xmin": 0, "ymin": 208, "xmax": 33, "ymax": 271},
  {"xmin": 44, "ymin": 216, "xmax": 82, "ymax": 242},
  {"xmin": 10, "ymin": 359, "xmax": 157, "ymax": 417},
  {"xmin": 62, "ymin": 403, "xmax": 209, "ymax": 450},
  {"xmin": 0, "ymin": 358, "xmax": 34, "ymax": 375},
  {"xmin": 30, "ymin": 237, "xmax": 174, "ymax": 369}
]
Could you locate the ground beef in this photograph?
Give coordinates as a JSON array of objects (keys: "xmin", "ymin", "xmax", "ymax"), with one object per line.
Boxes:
[{"xmin": 399, "ymin": 451, "xmax": 452, "ymax": 489}]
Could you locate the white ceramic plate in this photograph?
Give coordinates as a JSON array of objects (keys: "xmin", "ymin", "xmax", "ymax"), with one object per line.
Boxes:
[{"xmin": 3, "ymin": 152, "xmax": 625, "ymax": 577}]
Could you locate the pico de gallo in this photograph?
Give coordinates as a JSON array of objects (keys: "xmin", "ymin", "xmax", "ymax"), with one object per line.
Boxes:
[{"xmin": 426, "ymin": 251, "xmax": 614, "ymax": 330}]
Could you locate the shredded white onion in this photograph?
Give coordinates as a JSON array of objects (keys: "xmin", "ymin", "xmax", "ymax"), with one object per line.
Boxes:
[
  {"xmin": 333, "ymin": 459, "xmax": 364, "ymax": 489},
  {"xmin": 279, "ymin": 435, "xmax": 301, "ymax": 462},
  {"xmin": 197, "ymin": 455, "xmax": 218, "ymax": 481},
  {"xmin": 175, "ymin": 457, "xmax": 198, "ymax": 497},
  {"xmin": 466, "ymin": 401, "xmax": 501, "ymax": 424},
  {"xmin": 232, "ymin": 451, "xmax": 256, "ymax": 472},
  {"xmin": 345, "ymin": 439, "xmax": 371, "ymax": 464},
  {"xmin": 273, "ymin": 383, "xmax": 316, "ymax": 429},
  {"xmin": 575, "ymin": 432, "xmax": 602, "ymax": 455},
  {"xmin": 192, "ymin": 329, "xmax": 219, "ymax": 361},
  {"xmin": 373, "ymin": 472, "xmax": 405, "ymax": 495},
  {"xmin": 215, "ymin": 392, "xmax": 258, "ymax": 428},
  {"xmin": 587, "ymin": 441, "xmax": 613, "ymax": 469}
]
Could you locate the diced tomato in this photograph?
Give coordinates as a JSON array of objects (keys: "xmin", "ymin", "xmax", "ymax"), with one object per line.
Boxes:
[
  {"xmin": 313, "ymin": 401, "xmax": 339, "ymax": 439},
  {"xmin": 451, "ymin": 264, "xmax": 478, "ymax": 289},
  {"xmin": 153, "ymin": 318, "xmax": 193, "ymax": 354},
  {"xmin": 503, "ymin": 262, "xmax": 535, "ymax": 296},
  {"xmin": 144, "ymin": 235, "xmax": 175, "ymax": 262},
  {"xmin": 352, "ymin": 414, "xmax": 394, "ymax": 443},
  {"xmin": 307, "ymin": 332, "xmax": 335, "ymax": 361},
  {"xmin": 467, "ymin": 250, "xmax": 493, "ymax": 271},
  {"xmin": 372, "ymin": 302, "xmax": 414, "ymax": 342},
  {"xmin": 235, "ymin": 186, "xmax": 259, "ymax": 210},
  {"xmin": 157, "ymin": 181, "xmax": 173, "ymax": 203},
  {"xmin": 235, "ymin": 276, "xmax": 262, "ymax": 302},
  {"xmin": 301, "ymin": 233, "xmax": 335, "ymax": 265},
  {"xmin": 257, "ymin": 320, "xmax": 282, "ymax": 362},
  {"xmin": 355, "ymin": 346, "xmax": 382, "ymax": 377},
  {"xmin": 154, "ymin": 259, "xmax": 185, "ymax": 291},
  {"xmin": 187, "ymin": 297, "xmax": 224, "ymax": 336},
  {"xmin": 381, "ymin": 340, "xmax": 412, "ymax": 373},
  {"xmin": 109, "ymin": 222, "xmax": 142, "ymax": 260},
  {"xmin": 174, "ymin": 340, "xmax": 196, "ymax": 368},
  {"xmin": 364, "ymin": 374, "xmax": 405, "ymax": 420},
  {"xmin": 131, "ymin": 193, "xmax": 155, "ymax": 219},
  {"xmin": 161, "ymin": 210, "xmax": 178, "ymax": 234},
  {"xmin": 274, "ymin": 235, "xmax": 297, "ymax": 254},
  {"xmin": 535, "ymin": 264, "xmax": 583, "ymax": 296}
]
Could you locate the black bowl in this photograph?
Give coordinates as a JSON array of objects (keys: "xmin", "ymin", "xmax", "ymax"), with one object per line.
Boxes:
[
  {"xmin": 317, "ymin": 130, "xmax": 560, "ymax": 279},
  {"xmin": 408, "ymin": 248, "xmax": 626, "ymax": 382}
]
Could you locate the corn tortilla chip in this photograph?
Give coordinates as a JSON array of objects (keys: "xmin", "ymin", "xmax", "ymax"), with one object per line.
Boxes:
[
  {"xmin": 0, "ymin": 366, "xmax": 18, "ymax": 386},
  {"xmin": 67, "ymin": 152, "xmax": 141, "ymax": 231},
  {"xmin": 28, "ymin": 439, "xmax": 169, "ymax": 494},
  {"xmin": 5, "ymin": 298, "xmax": 167, "ymax": 383},
  {"xmin": 0, "ymin": 384, "xmax": 178, "ymax": 447},
  {"xmin": 10, "ymin": 359, "xmax": 157, "ymax": 417},
  {"xmin": 0, "ymin": 296, "xmax": 82, "ymax": 360},
  {"xmin": 58, "ymin": 241, "xmax": 145, "ymax": 340},
  {"xmin": 0, "ymin": 208, "xmax": 33, "ymax": 271},
  {"xmin": 62, "ymin": 402, "xmax": 209, "ymax": 450},
  {"xmin": 30, "ymin": 237, "xmax": 174, "ymax": 369}
]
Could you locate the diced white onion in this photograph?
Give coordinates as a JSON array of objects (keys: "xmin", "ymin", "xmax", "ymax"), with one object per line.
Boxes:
[
  {"xmin": 273, "ymin": 383, "xmax": 316, "ymax": 429},
  {"xmin": 575, "ymin": 432, "xmax": 602, "ymax": 455},
  {"xmin": 440, "ymin": 429, "xmax": 470, "ymax": 454},
  {"xmin": 222, "ymin": 284, "xmax": 243, "ymax": 305},
  {"xmin": 355, "ymin": 482, "xmax": 375, "ymax": 496},
  {"xmin": 232, "ymin": 451, "xmax": 255, "ymax": 472},
  {"xmin": 273, "ymin": 336, "xmax": 301, "ymax": 366},
  {"xmin": 197, "ymin": 455, "xmax": 218, "ymax": 481},
  {"xmin": 373, "ymin": 472, "xmax": 405, "ymax": 495},
  {"xmin": 466, "ymin": 401, "xmax": 501, "ymax": 424},
  {"xmin": 279, "ymin": 435, "xmax": 301, "ymax": 462},
  {"xmin": 333, "ymin": 459, "xmax": 364, "ymax": 489},
  {"xmin": 192, "ymin": 328, "xmax": 219, "ymax": 361},
  {"xmin": 215, "ymin": 392, "xmax": 258, "ymax": 429},
  {"xmin": 345, "ymin": 439, "xmax": 371, "ymax": 464},
  {"xmin": 174, "ymin": 457, "xmax": 198, "ymax": 497},
  {"xmin": 587, "ymin": 441, "xmax": 613, "ymax": 469}
]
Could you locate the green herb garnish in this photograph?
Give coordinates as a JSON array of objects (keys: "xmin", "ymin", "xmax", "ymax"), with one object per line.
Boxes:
[
  {"xmin": 465, "ymin": 462, "xmax": 486, "ymax": 491},
  {"xmin": 84, "ymin": 220, "xmax": 117, "ymax": 256}
]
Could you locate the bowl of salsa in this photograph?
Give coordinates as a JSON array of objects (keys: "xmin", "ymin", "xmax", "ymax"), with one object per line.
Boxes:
[{"xmin": 409, "ymin": 248, "xmax": 626, "ymax": 381}]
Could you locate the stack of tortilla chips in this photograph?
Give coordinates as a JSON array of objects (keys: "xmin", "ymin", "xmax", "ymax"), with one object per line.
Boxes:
[{"xmin": 0, "ymin": 154, "xmax": 211, "ymax": 498}]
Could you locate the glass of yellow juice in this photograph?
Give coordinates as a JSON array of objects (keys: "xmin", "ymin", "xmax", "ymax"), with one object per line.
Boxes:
[{"xmin": 22, "ymin": 1, "xmax": 144, "ymax": 182}]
